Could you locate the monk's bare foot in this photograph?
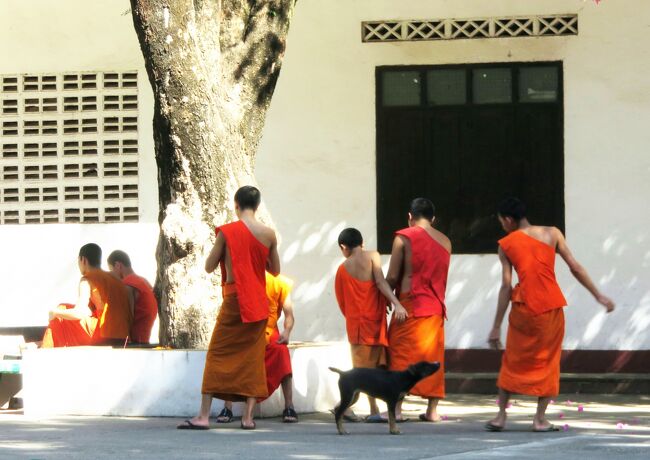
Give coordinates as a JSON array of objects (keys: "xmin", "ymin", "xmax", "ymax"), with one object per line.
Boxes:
[
  {"xmin": 241, "ymin": 417, "xmax": 256, "ymax": 429},
  {"xmin": 380, "ymin": 411, "xmax": 407, "ymax": 422},
  {"xmin": 533, "ymin": 418, "xmax": 559, "ymax": 432},
  {"xmin": 177, "ymin": 416, "xmax": 209, "ymax": 430},
  {"xmin": 419, "ymin": 412, "xmax": 442, "ymax": 422},
  {"xmin": 485, "ymin": 415, "xmax": 506, "ymax": 431}
]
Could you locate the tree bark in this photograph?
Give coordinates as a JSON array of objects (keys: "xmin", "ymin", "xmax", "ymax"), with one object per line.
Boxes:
[{"xmin": 130, "ymin": 0, "xmax": 295, "ymax": 348}]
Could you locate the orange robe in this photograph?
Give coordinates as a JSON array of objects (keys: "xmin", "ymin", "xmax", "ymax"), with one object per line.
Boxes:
[
  {"xmin": 42, "ymin": 269, "xmax": 132, "ymax": 347},
  {"xmin": 260, "ymin": 273, "xmax": 294, "ymax": 402},
  {"xmin": 497, "ymin": 230, "xmax": 568, "ymax": 397},
  {"xmin": 201, "ymin": 221, "xmax": 269, "ymax": 401},
  {"xmin": 123, "ymin": 273, "xmax": 158, "ymax": 344},
  {"xmin": 334, "ymin": 264, "xmax": 388, "ymax": 368},
  {"xmin": 388, "ymin": 295, "xmax": 445, "ymax": 398},
  {"xmin": 388, "ymin": 226, "xmax": 450, "ymax": 399}
]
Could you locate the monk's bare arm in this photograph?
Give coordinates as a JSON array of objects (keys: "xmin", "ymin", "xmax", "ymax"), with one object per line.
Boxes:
[
  {"xmin": 488, "ymin": 247, "xmax": 513, "ymax": 349},
  {"xmin": 205, "ymin": 231, "xmax": 226, "ymax": 273},
  {"xmin": 277, "ymin": 294, "xmax": 294, "ymax": 344},
  {"xmin": 266, "ymin": 231, "xmax": 281, "ymax": 276},
  {"xmin": 50, "ymin": 279, "xmax": 93, "ymax": 321},
  {"xmin": 371, "ymin": 251, "xmax": 407, "ymax": 322},
  {"xmin": 555, "ymin": 228, "xmax": 615, "ymax": 312},
  {"xmin": 385, "ymin": 236, "xmax": 404, "ymax": 289}
]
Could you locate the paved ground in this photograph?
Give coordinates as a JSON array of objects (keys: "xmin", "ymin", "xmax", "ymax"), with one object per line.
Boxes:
[{"xmin": 0, "ymin": 394, "xmax": 648, "ymax": 459}]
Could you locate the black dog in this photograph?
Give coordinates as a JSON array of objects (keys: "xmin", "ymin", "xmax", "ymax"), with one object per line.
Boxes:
[{"xmin": 329, "ymin": 361, "xmax": 440, "ymax": 435}]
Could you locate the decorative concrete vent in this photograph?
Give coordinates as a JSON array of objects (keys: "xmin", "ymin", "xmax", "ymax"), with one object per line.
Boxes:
[
  {"xmin": 0, "ymin": 71, "xmax": 140, "ymax": 224},
  {"xmin": 362, "ymin": 14, "xmax": 578, "ymax": 42}
]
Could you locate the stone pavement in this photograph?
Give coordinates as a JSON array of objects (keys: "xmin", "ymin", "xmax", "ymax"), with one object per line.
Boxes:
[{"xmin": 0, "ymin": 394, "xmax": 648, "ymax": 459}]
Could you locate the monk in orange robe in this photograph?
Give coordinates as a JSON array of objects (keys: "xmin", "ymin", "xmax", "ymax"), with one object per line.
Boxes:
[
  {"xmin": 108, "ymin": 250, "xmax": 158, "ymax": 344},
  {"xmin": 220, "ymin": 272, "xmax": 298, "ymax": 423},
  {"xmin": 178, "ymin": 185, "xmax": 280, "ymax": 431},
  {"xmin": 486, "ymin": 197, "xmax": 615, "ymax": 432},
  {"xmin": 334, "ymin": 227, "xmax": 405, "ymax": 420},
  {"xmin": 386, "ymin": 198, "xmax": 451, "ymax": 422},
  {"xmin": 42, "ymin": 243, "xmax": 133, "ymax": 348}
]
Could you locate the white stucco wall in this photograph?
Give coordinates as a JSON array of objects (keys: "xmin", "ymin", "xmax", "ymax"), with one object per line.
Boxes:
[
  {"xmin": 256, "ymin": 0, "xmax": 650, "ymax": 350},
  {"xmin": 0, "ymin": 1, "xmax": 159, "ymax": 330},
  {"xmin": 1, "ymin": 0, "xmax": 648, "ymax": 351}
]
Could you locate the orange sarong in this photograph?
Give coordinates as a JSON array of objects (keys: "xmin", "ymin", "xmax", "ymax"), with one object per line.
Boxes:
[
  {"xmin": 388, "ymin": 294, "xmax": 445, "ymax": 399},
  {"xmin": 351, "ymin": 344, "xmax": 387, "ymax": 368},
  {"xmin": 42, "ymin": 304, "xmax": 99, "ymax": 348},
  {"xmin": 497, "ymin": 301, "xmax": 565, "ymax": 397},
  {"xmin": 201, "ymin": 290, "xmax": 268, "ymax": 401}
]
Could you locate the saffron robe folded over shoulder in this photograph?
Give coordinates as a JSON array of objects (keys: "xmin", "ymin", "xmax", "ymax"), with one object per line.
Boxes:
[
  {"xmin": 123, "ymin": 273, "xmax": 158, "ymax": 344},
  {"xmin": 42, "ymin": 269, "xmax": 131, "ymax": 347},
  {"xmin": 259, "ymin": 273, "xmax": 294, "ymax": 402},
  {"xmin": 497, "ymin": 230, "xmax": 567, "ymax": 397},
  {"xmin": 388, "ymin": 294, "xmax": 445, "ymax": 398},
  {"xmin": 201, "ymin": 221, "xmax": 270, "ymax": 401},
  {"xmin": 334, "ymin": 264, "xmax": 389, "ymax": 347},
  {"xmin": 387, "ymin": 226, "xmax": 449, "ymax": 399}
]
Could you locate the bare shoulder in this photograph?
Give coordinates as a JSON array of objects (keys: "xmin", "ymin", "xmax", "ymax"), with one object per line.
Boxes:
[
  {"xmin": 367, "ymin": 250, "xmax": 381, "ymax": 263},
  {"xmin": 433, "ymin": 229, "xmax": 452, "ymax": 253}
]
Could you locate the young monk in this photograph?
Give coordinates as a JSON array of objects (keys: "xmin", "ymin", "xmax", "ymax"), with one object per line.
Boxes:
[
  {"xmin": 42, "ymin": 243, "xmax": 133, "ymax": 347},
  {"xmin": 334, "ymin": 228, "xmax": 407, "ymax": 421},
  {"xmin": 218, "ymin": 272, "xmax": 298, "ymax": 423},
  {"xmin": 385, "ymin": 198, "xmax": 451, "ymax": 422},
  {"xmin": 107, "ymin": 250, "xmax": 158, "ymax": 345},
  {"xmin": 486, "ymin": 197, "xmax": 615, "ymax": 432},
  {"xmin": 178, "ymin": 185, "xmax": 280, "ymax": 431}
]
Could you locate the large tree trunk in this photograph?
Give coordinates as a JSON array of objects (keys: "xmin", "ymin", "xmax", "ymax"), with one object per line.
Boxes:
[{"xmin": 130, "ymin": 0, "xmax": 295, "ymax": 348}]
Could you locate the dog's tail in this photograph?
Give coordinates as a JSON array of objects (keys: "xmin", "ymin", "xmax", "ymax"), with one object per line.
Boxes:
[{"xmin": 328, "ymin": 366, "xmax": 343, "ymax": 374}]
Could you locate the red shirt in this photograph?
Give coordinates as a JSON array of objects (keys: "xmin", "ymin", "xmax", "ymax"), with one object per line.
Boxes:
[
  {"xmin": 395, "ymin": 226, "xmax": 450, "ymax": 318},
  {"xmin": 217, "ymin": 221, "xmax": 269, "ymax": 323}
]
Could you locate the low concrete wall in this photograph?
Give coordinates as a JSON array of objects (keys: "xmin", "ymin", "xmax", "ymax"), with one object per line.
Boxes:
[{"xmin": 21, "ymin": 342, "xmax": 355, "ymax": 418}]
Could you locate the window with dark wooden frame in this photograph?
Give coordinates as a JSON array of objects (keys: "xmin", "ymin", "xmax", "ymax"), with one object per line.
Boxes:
[{"xmin": 376, "ymin": 62, "xmax": 564, "ymax": 254}]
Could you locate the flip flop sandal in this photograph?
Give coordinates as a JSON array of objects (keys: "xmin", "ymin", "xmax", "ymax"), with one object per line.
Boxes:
[
  {"xmin": 533, "ymin": 424, "xmax": 560, "ymax": 432},
  {"xmin": 177, "ymin": 419, "xmax": 209, "ymax": 430},
  {"xmin": 282, "ymin": 407, "xmax": 299, "ymax": 423},
  {"xmin": 215, "ymin": 407, "xmax": 234, "ymax": 424},
  {"xmin": 418, "ymin": 414, "xmax": 441, "ymax": 422},
  {"xmin": 240, "ymin": 420, "xmax": 256, "ymax": 430},
  {"xmin": 395, "ymin": 417, "xmax": 410, "ymax": 423},
  {"xmin": 365, "ymin": 414, "xmax": 388, "ymax": 423},
  {"xmin": 484, "ymin": 422, "xmax": 504, "ymax": 432}
]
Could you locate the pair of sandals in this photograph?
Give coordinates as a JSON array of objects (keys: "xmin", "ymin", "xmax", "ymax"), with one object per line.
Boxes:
[{"xmin": 215, "ymin": 407, "xmax": 299, "ymax": 424}]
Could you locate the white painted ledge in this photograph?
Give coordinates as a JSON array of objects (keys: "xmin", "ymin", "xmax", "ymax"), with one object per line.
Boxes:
[{"xmin": 21, "ymin": 342, "xmax": 357, "ymax": 417}]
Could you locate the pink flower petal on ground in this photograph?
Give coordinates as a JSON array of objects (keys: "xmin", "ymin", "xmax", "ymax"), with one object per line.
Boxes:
[
  {"xmin": 507, "ymin": 403, "xmax": 512, "ymax": 409},
  {"xmin": 441, "ymin": 415, "xmax": 448, "ymax": 421},
  {"xmin": 577, "ymin": 405, "xmax": 584, "ymax": 412},
  {"xmin": 496, "ymin": 398, "xmax": 500, "ymax": 405},
  {"xmin": 616, "ymin": 423, "xmax": 624, "ymax": 429},
  {"xmin": 550, "ymin": 400, "xmax": 555, "ymax": 404},
  {"xmin": 563, "ymin": 424, "xmax": 569, "ymax": 431},
  {"xmin": 559, "ymin": 413, "xmax": 565, "ymax": 419}
]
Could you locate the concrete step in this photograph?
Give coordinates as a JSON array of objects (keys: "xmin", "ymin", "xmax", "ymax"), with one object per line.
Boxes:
[{"xmin": 446, "ymin": 372, "xmax": 650, "ymax": 394}]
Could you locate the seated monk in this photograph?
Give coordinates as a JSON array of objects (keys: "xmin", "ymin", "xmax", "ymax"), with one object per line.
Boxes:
[
  {"xmin": 486, "ymin": 197, "xmax": 615, "ymax": 432},
  {"xmin": 385, "ymin": 198, "xmax": 451, "ymax": 423},
  {"xmin": 108, "ymin": 250, "xmax": 158, "ymax": 345},
  {"xmin": 178, "ymin": 185, "xmax": 280, "ymax": 431},
  {"xmin": 42, "ymin": 243, "xmax": 133, "ymax": 348},
  {"xmin": 219, "ymin": 272, "xmax": 298, "ymax": 423},
  {"xmin": 334, "ymin": 227, "xmax": 406, "ymax": 421}
]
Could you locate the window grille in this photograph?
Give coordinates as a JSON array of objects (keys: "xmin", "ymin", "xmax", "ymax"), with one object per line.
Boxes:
[
  {"xmin": 362, "ymin": 15, "xmax": 578, "ymax": 42},
  {"xmin": 0, "ymin": 71, "xmax": 140, "ymax": 224}
]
